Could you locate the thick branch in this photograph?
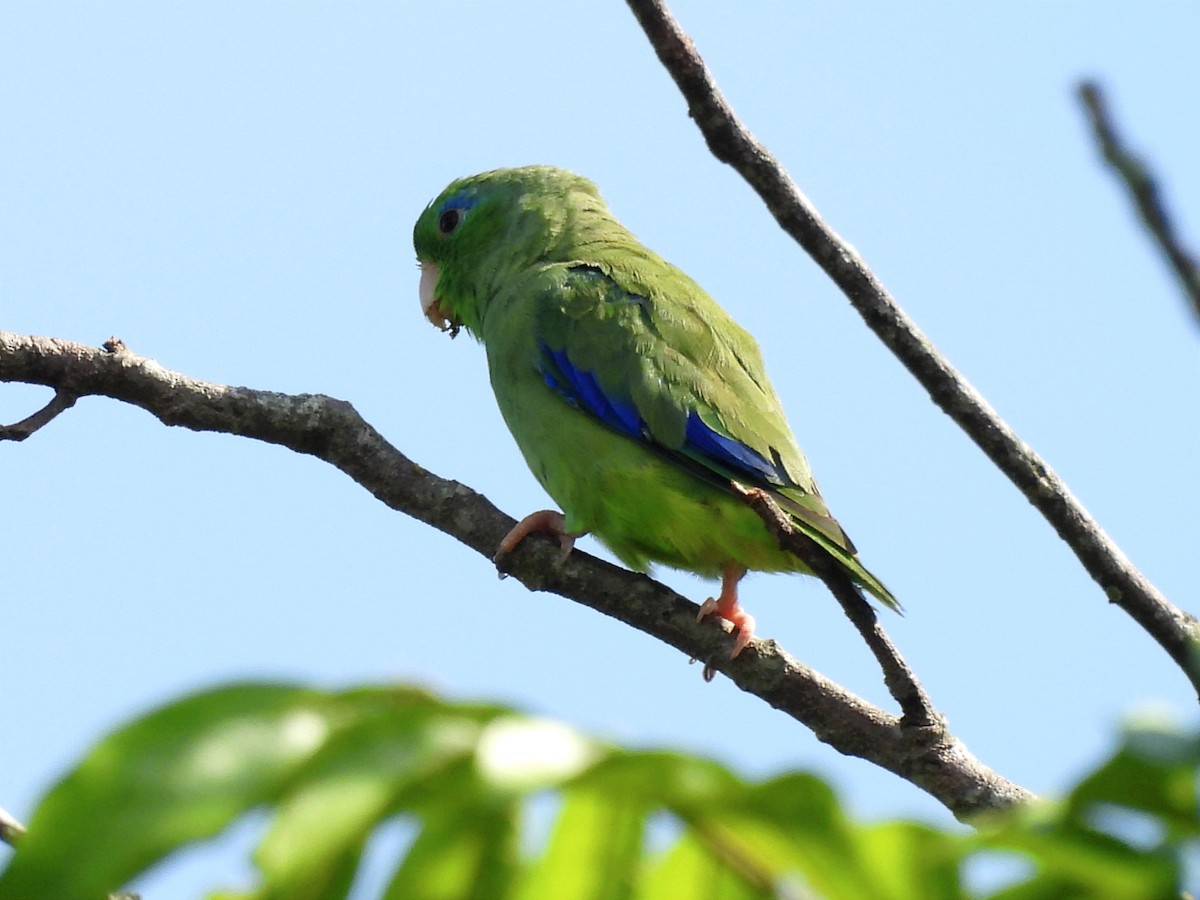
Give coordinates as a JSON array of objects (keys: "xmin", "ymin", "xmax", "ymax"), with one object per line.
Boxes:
[
  {"xmin": 1078, "ymin": 81, "xmax": 1200, "ymax": 326},
  {"xmin": 0, "ymin": 332, "xmax": 1029, "ymax": 818},
  {"xmin": 625, "ymin": 0, "xmax": 1200, "ymax": 698}
]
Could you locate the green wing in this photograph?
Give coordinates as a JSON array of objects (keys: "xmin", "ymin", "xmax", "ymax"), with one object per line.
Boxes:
[{"xmin": 529, "ymin": 258, "xmax": 897, "ymax": 609}]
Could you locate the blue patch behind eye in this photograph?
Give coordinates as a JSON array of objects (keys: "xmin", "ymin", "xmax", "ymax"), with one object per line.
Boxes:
[{"xmin": 439, "ymin": 192, "xmax": 479, "ymax": 213}]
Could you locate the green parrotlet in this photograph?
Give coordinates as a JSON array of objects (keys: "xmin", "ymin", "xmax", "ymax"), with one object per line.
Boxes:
[{"xmin": 413, "ymin": 165, "xmax": 897, "ymax": 657}]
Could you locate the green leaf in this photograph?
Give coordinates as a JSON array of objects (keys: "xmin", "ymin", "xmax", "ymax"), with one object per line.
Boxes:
[
  {"xmin": 249, "ymin": 707, "xmax": 484, "ymax": 900},
  {"xmin": 1067, "ymin": 721, "xmax": 1200, "ymax": 839},
  {"xmin": 0, "ymin": 683, "xmax": 328, "ymax": 900},
  {"xmin": 3, "ymin": 683, "xmax": 1194, "ymax": 900},
  {"xmin": 515, "ymin": 786, "xmax": 646, "ymax": 900},
  {"xmin": 639, "ymin": 831, "xmax": 770, "ymax": 900},
  {"xmin": 852, "ymin": 821, "xmax": 962, "ymax": 900},
  {"xmin": 381, "ymin": 798, "xmax": 519, "ymax": 900}
]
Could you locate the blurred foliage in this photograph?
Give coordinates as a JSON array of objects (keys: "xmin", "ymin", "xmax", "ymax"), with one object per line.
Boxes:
[{"xmin": 0, "ymin": 683, "xmax": 1194, "ymax": 899}]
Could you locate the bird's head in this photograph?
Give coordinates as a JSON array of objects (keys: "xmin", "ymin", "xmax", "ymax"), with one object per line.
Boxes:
[{"xmin": 412, "ymin": 166, "xmax": 605, "ymax": 338}]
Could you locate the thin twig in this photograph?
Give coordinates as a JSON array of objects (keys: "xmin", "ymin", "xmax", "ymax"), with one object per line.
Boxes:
[
  {"xmin": 1078, "ymin": 81, "xmax": 1200, "ymax": 327},
  {"xmin": 0, "ymin": 331, "xmax": 1031, "ymax": 818},
  {"xmin": 624, "ymin": 0, "xmax": 1200, "ymax": 699},
  {"xmin": 732, "ymin": 484, "xmax": 940, "ymax": 729},
  {"xmin": 0, "ymin": 806, "xmax": 26, "ymax": 847},
  {"xmin": 0, "ymin": 388, "xmax": 77, "ymax": 441}
]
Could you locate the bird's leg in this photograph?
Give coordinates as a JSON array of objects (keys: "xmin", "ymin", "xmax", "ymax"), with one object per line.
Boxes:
[
  {"xmin": 696, "ymin": 565, "xmax": 755, "ymax": 658},
  {"xmin": 493, "ymin": 509, "xmax": 583, "ymax": 563}
]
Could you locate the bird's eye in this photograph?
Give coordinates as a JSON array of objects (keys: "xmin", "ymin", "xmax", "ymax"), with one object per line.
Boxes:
[{"xmin": 438, "ymin": 208, "xmax": 462, "ymax": 235}]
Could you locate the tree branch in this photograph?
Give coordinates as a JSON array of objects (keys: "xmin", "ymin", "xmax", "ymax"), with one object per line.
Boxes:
[
  {"xmin": 0, "ymin": 806, "xmax": 25, "ymax": 848},
  {"xmin": 0, "ymin": 388, "xmax": 77, "ymax": 441},
  {"xmin": 624, "ymin": 0, "xmax": 1200, "ymax": 699},
  {"xmin": 0, "ymin": 331, "xmax": 1030, "ymax": 818},
  {"xmin": 732, "ymin": 484, "xmax": 939, "ymax": 730},
  {"xmin": 1078, "ymin": 81, "xmax": 1200, "ymax": 327}
]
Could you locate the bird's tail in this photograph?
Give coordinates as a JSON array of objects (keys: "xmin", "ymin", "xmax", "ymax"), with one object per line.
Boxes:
[
  {"xmin": 773, "ymin": 487, "xmax": 901, "ymax": 613},
  {"xmin": 806, "ymin": 527, "xmax": 902, "ymax": 613}
]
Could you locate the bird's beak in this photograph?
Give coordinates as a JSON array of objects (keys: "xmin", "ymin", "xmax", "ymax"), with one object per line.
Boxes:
[{"xmin": 418, "ymin": 261, "xmax": 459, "ymax": 335}]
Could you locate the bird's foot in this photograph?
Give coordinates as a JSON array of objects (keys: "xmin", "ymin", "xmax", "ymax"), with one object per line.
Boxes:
[
  {"xmin": 493, "ymin": 509, "xmax": 580, "ymax": 564},
  {"xmin": 697, "ymin": 598, "xmax": 757, "ymax": 658},
  {"xmin": 696, "ymin": 566, "xmax": 754, "ymax": 658}
]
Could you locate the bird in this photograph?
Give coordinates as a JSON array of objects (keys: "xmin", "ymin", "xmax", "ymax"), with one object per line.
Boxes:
[{"xmin": 412, "ymin": 165, "xmax": 897, "ymax": 658}]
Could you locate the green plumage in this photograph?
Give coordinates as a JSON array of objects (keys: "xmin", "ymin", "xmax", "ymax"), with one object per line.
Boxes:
[{"xmin": 413, "ymin": 166, "xmax": 897, "ymax": 612}]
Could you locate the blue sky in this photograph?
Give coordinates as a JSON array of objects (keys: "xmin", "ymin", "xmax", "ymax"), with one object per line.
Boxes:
[{"xmin": 3, "ymin": 2, "xmax": 1199, "ymax": 895}]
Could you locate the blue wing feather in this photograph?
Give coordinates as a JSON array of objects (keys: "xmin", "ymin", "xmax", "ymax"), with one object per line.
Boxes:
[
  {"xmin": 683, "ymin": 413, "xmax": 781, "ymax": 484},
  {"xmin": 540, "ymin": 345, "xmax": 641, "ymax": 438},
  {"xmin": 539, "ymin": 342, "xmax": 785, "ymax": 487}
]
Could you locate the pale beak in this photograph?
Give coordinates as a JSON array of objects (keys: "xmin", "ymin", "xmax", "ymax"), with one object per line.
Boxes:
[{"xmin": 419, "ymin": 261, "xmax": 459, "ymax": 335}]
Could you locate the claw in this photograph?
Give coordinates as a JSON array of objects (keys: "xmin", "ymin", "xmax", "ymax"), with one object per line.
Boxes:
[
  {"xmin": 494, "ymin": 510, "xmax": 582, "ymax": 563},
  {"xmin": 696, "ymin": 566, "xmax": 755, "ymax": 658}
]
